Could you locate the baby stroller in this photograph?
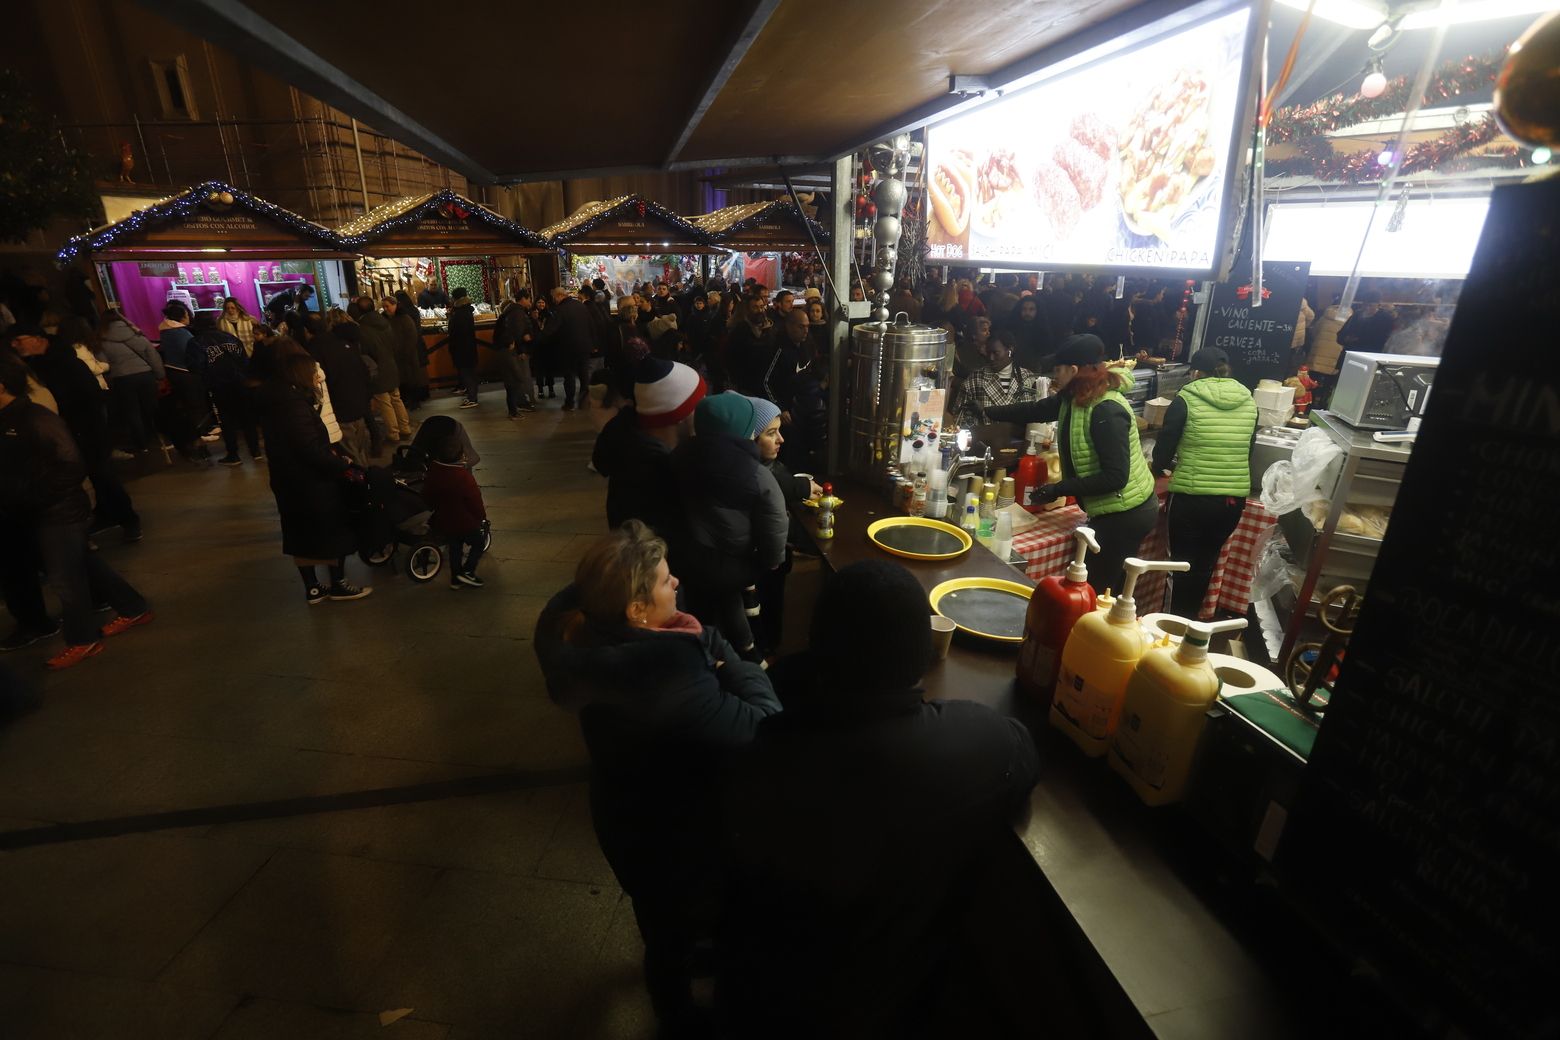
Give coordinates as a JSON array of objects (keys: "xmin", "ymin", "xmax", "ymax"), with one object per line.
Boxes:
[{"xmin": 350, "ymin": 416, "xmax": 492, "ymax": 583}]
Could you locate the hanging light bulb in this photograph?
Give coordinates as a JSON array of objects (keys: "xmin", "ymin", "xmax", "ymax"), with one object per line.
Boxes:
[
  {"xmin": 1361, "ymin": 59, "xmax": 1388, "ymax": 99},
  {"xmin": 1533, "ymin": 147, "xmax": 1553, "ymax": 164},
  {"xmin": 1377, "ymin": 148, "xmax": 1395, "ymax": 166}
]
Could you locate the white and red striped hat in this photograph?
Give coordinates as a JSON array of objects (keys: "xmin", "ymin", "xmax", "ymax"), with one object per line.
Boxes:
[{"xmin": 634, "ymin": 357, "xmax": 707, "ymax": 428}]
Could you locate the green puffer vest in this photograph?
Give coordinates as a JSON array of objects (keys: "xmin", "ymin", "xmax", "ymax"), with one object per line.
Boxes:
[
  {"xmin": 1063, "ymin": 389, "xmax": 1155, "ymax": 516},
  {"xmin": 1167, "ymin": 377, "xmax": 1257, "ymax": 496}
]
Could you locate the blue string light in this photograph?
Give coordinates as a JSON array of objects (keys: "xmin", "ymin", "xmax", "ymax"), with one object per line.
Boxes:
[
  {"xmin": 55, "ymin": 180, "xmax": 342, "ymax": 265},
  {"xmin": 541, "ymin": 195, "xmax": 712, "ymax": 247}
]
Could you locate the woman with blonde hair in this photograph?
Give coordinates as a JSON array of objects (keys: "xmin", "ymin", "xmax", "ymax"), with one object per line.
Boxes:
[
  {"xmin": 534, "ymin": 519, "xmax": 779, "ymax": 1034},
  {"xmin": 218, "ymin": 297, "xmax": 258, "ymax": 356}
]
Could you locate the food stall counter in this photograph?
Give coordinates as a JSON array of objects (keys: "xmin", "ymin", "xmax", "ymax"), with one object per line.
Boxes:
[{"xmin": 795, "ymin": 476, "xmax": 1329, "ymax": 1038}]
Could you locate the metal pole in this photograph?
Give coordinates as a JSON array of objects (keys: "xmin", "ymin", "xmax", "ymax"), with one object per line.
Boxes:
[
  {"xmin": 1251, "ymin": 36, "xmax": 1267, "ymax": 309},
  {"xmin": 133, "ymin": 114, "xmax": 153, "ymax": 186},
  {"xmin": 350, "ymin": 117, "xmax": 372, "ymax": 215},
  {"xmin": 826, "ymin": 154, "xmax": 854, "ymax": 477}
]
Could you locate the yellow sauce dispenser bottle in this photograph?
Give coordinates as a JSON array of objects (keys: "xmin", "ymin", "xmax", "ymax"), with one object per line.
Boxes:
[
  {"xmin": 1050, "ymin": 557, "xmax": 1189, "ymax": 756},
  {"xmin": 1108, "ymin": 617, "xmax": 1249, "ymax": 805}
]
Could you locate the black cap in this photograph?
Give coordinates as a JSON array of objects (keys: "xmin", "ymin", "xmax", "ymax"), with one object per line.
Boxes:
[
  {"xmin": 1054, "ymin": 333, "xmax": 1105, "ymax": 367},
  {"xmin": 1188, "ymin": 347, "xmax": 1229, "ymax": 372},
  {"xmin": 5, "ymin": 322, "xmax": 46, "ymax": 340}
]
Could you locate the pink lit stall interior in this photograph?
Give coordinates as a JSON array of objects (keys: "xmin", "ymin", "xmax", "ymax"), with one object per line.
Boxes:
[{"xmin": 101, "ymin": 259, "xmax": 335, "ymax": 333}]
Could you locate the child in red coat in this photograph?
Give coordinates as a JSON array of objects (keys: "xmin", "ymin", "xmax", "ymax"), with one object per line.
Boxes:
[{"xmin": 422, "ymin": 432, "xmax": 488, "ymax": 588}]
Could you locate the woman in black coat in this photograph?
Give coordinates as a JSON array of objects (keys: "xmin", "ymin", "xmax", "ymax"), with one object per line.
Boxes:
[
  {"xmin": 534, "ymin": 520, "xmax": 779, "ymax": 1036},
  {"xmin": 257, "ymin": 350, "xmax": 371, "ymax": 605}
]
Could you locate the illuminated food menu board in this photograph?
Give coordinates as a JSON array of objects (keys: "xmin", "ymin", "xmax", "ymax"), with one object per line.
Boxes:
[{"xmin": 925, "ymin": 5, "xmax": 1257, "ymax": 274}]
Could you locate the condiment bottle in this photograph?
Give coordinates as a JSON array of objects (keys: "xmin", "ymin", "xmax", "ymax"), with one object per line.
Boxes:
[
  {"xmin": 816, "ymin": 482, "xmax": 835, "ymax": 540},
  {"xmin": 909, "ymin": 472, "xmax": 928, "ymax": 517},
  {"xmin": 1017, "ymin": 526, "xmax": 1099, "ymax": 704},
  {"xmin": 978, "ymin": 484, "xmax": 996, "ymax": 539},
  {"xmin": 961, "ymin": 497, "xmax": 980, "ymax": 533},
  {"xmin": 1051, "ymin": 557, "xmax": 1190, "ymax": 757}
]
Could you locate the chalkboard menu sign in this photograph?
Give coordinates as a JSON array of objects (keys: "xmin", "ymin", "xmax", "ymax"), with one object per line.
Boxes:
[
  {"xmin": 1278, "ymin": 178, "xmax": 1560, "ymax": 1039},
  {"xmin": 1198, "ymin": 258, "xmax": 1309, "ymax": 386}
]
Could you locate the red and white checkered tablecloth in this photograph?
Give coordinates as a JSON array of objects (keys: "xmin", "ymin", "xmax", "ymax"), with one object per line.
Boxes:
[{"xmin": 1010, "ymin": 496, "xmax": 1277, "ymax": 620}]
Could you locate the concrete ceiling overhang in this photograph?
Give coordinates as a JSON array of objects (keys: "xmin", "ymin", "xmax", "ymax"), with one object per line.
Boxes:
[{"xmin": 149, "ymin": 0, "xmax": 1190, "ymax": 183}]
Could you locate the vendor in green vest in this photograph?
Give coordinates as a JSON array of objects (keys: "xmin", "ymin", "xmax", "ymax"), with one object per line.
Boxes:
[
  {"xmin": 986, "ymin": 334, "xmax": 1157, "ymax": 594},
  {"xmin": 1150, "ymin": 347, "xmax": 1257, "ymax": 617}
]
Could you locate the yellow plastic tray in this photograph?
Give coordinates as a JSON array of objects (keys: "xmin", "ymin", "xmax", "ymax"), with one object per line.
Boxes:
[
  {"xmin": 929, "ymin": 576, "xmax": 1034, "ymax": 644},
  {"xmin": 865, "ymin": 517, "xmax": 973, "ymax": 561}
]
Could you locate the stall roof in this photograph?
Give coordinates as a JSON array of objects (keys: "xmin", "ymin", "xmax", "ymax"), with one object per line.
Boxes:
[
  {"xmin": 541, "ymin": 196, "xmax": 720, "ymax": 253},
  {"xmin": 57, "ymin": 180, "xmax": 348, "ymax": 264},
  {"xmin": 336, "ymin": 189, "xmax": 549, "ymax": 255},
  {"xmin": 691, "ymin": 199, "xmax": 829, "ymax": 250}
]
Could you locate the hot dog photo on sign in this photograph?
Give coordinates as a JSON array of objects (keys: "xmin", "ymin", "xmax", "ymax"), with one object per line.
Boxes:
[{"xmin": 922, "ymin": 6, "xmax": 1251, "ymax": 270}]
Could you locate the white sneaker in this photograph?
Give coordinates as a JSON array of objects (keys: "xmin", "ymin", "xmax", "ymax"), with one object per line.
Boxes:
[{"xmin": 459, "ymin": 400, "xmax": 478, "ymax": 409}]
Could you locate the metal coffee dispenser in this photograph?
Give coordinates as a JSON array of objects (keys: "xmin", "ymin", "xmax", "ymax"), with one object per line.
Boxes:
[{"xmin": 847, "ymin": 313, "xmax": 952, "ymax": 479}]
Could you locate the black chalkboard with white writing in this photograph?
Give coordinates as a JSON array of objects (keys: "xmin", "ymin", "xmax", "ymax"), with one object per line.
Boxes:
[
  {"xmin": 1277, "ymin": 178, "xmax": 1560, "ymax": 1039},
  {"xmin": 1199, "ymin": 259, "xmax": 1310, "ymax": 386}
]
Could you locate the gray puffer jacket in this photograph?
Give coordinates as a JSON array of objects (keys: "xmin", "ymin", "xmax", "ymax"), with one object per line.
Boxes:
[{"xmin": 98, "ymin": 318, "xmax": 165, "ymax": 380}]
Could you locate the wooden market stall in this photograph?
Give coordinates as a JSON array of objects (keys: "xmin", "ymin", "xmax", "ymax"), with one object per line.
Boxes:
[
  {"xmin": 541, "ymin": 195, "xmax": 721, "ymax": 297},
  {"xmin": 58, "ymin": 180, "xmax": 355, "ymax": 335},
  {"xmin": 691, "ymin": 198, "xmax": 829, "ymax": 289},
  {"xmin": 335, "ymin": 188, "xmax": 550, "ymax": 384}
]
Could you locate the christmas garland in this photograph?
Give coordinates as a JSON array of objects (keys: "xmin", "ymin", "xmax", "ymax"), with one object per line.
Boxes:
[
  {"xmin": 338, "ymin": 188, "xmax": 547, "ymax": 249},
  {"xmin": 1266, "ymin": 112, "xmax": 1507, "ymax": 182},
  {"xmin": 57, "ymin": 180, "xmax": 339, "ymax": 264},
  {"xmin": 1267, "ymin": 52, "xmax": 1503, "ymax": 145},
  {"xmin": 540, "ymin": 194, "xmax": 711, "ymax": 246},
  {"xmin": 692, "ymin": 199, "xmax": 829, "ymax": 244}
]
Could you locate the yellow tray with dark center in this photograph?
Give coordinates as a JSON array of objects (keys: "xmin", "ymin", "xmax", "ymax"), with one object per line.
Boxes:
[
  {"xmin": 866, "ymin": 517, "xmax": 972, "ymax": 561},
  {"xmin": 929, "ymin": 577, "xmax": 1034, "ymax": 644}
]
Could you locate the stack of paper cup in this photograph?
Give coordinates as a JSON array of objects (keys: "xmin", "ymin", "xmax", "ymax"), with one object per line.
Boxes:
[{"xmin": 927, "ymin": 469, "xmax": 949, "ymax": 518}]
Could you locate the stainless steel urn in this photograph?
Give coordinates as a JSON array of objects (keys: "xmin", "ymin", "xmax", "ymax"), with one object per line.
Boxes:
[{"xmin": 847, "ymin": 313, "xmax": 952, "ymax": 479}]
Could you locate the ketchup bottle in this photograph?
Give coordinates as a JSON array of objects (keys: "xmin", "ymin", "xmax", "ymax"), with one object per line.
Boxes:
[
  {"xmin": 1017, "ymin": 526, "xmax": 1100, "ymax": 704},
  {"xmin": 1014, "ymin": 435, "xmax": 1049, "ymax": 514}
]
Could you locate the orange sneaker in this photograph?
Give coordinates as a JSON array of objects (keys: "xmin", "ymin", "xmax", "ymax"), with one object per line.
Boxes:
[
  {"xmin": 46, "ymin": 642, "xmax": 104, "ymax": 670},
  {"xmin": 101, "ymin": 611, "xmax": 154, "ymax": 637}
]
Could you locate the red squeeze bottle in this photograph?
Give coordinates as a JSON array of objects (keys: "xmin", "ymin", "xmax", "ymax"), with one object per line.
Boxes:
[
  {"xmin": 1015, "ymin": 436, "xmax": 1049, "ymax": 514},
  {"xmin": 1017, "ymin": 526, "xmax": 1100, "ymax": 704}
]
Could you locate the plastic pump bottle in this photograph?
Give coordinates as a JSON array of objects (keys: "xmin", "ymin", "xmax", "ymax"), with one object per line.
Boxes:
[
  {"xmin": 1014, "ymin": 434, "xmax": 1049, "ymax": 512},
  {"xmin": 1108, "ymin": 617, "xmax": 1249, "ymax": 805},
  {"xmin": 1017, "ymin": 526, "xmax": 1100, "ymax": 704},
  {"xmin": 1050, "ymin": 557, "xmax": 1190, "ymax": 756}
]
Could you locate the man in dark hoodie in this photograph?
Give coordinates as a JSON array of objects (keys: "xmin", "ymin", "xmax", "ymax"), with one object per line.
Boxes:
[
  {"xmin": 351, "ymin": 296, "xmax": 409, "ymax": 444},
  {"xmin": 537, "ymin": 286, "xmax": 595, "ymax": 411},
  {"xmin": 302, "ymin": 315, "xmax": 371, "ymax": 466},
  {"xmin": 592, "ymin": 357, "xmax": 706, "ymax": 542},
  {"xmin": 445, "ymin": 286, "xmax": 479, "ymax": 409},
  {"xmin": 189, "ymin": 313, "xmax": 260, "ymax": 467},
  {"xmin": 719, "ymin": 560, "xmax": 1040, "ymax": 1038}
]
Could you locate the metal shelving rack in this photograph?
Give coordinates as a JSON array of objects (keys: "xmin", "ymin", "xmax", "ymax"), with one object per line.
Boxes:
[
  {"xmin": 1275, "ymin": 409, "xmax": 1413, "ymax": 665},
  {"xmin": 170, "ymin": 279, "xmax": 229, "ymax": 313}
]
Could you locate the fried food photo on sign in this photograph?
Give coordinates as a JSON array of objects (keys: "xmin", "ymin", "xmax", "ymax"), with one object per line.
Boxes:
[
  {"xmin": 1117, "ymin": 67, "xmax": 1218, "ymax": 240},
  {"xmin": 929, "ymin": 149, "xmax": 975, "ymax": 240},
  {"xmin": 973, "ymin": 148, "xmax": 1027, "ymax": 234}
]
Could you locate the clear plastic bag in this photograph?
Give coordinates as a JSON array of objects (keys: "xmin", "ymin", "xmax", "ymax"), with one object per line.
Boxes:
[{"xmin": 1261, "ymin": 427, "xmax": 1343, "ymax": 516}]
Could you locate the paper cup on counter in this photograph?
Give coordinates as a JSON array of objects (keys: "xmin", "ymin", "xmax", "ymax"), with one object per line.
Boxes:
[
  {"xmin": 930, "ymin": 615, "xmax": 957, "ymax": 661},
  {"xmin": 1207, "ymin": 653, "xmax": 1286, "ymax": 693}
]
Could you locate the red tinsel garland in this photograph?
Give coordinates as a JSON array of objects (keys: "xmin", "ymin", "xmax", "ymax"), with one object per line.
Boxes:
[
  {"xmin": 1267, "ymin": 113, "xmax": 1506, "ymax": 182},
  {"xmin": 1267, "ymin": 52, "xmax": 1502, "ymax": 145}
]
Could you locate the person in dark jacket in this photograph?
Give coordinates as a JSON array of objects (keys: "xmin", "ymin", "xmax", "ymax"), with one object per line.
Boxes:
[
  {"xmin": 675, "ymin": 392, "xmax": 788, "ymax": 661},
  {"xmin": 352, "ymin": 297, "xmax": 410, "ymax": 444},
  {"xmin": 986, "ymin": 334, "xmax": 1157, "ymax": 594},
  {"xmin": 388, "ymin": 292, "xmax": 428, "ymax": 408},
  {"xmin": 592, "ymin": 357, "xmax": 706, "ymax": 540},
  {"xmin": 726, "ymin": 295, "xmax": 777, "ymax": 399},
  {"xmin": 753, "ymin": 408, "xmax": 821, "ymax": 659},
  {"xmin": 719, "ymin": 560, "xmax": 1040, "ymax": 1038},
  {"xmin": 97, "ymin": 309, "xmax": 164, "ymax": 452},
  {"xmin": 9, "ymin": 324, "xmax": 140, "ymax": 541},
  {"xmin": 534, "ymin": 520, "xmax": 780, "ymax": 1035},
  {"xmin": 999, "ymin": 294, "xmax": 1054, "ymax": 373},
  {"xmin": 190, "ymin": 313, "xmax": 261, "ymax": 467},
  {"xmin": 303, "ymin": 316, "xmax": 372, "ymax": 466},
  {"xmin": 537, "ymin": 287, "xmax": 596, "ymax": 410},
  {"xmin": 445, "ymin": 287, "xmax": 480, "ymax": 408},
  {"xmin": 256, "ymin": 350, "xmax": 370, "ymax": 605},
  {"xmin": 489, "ymin": 293, "xmax": 536, "ymax": 419},
  {"xmin": 0, "ymin": 351, "xmax": 152, "ymax": 670}
]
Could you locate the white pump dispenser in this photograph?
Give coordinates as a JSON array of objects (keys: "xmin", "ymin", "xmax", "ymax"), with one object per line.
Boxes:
[
  {"xmin": 1106, "ymin": 557, "xmax": 1190, "ymax": 625},
  {"xmin": 1065, "ymin": 526, "xmax": 1101, "ymax": 583},
  {"xmin": 1170, "ymin": 618, "xmax": 1249, "ymax": 664}
]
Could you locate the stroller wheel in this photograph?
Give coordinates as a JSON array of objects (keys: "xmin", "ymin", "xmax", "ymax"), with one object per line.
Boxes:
[
  {"xmin": 361, "ymin": 542, "xmax": 396, "ymax": 567},
  {"xmin": 407, "ymin": 542, "xmax": 442, "ymax": 583},
  {"xmin": 480, "ymin": 521, "xmax": 493, "ymax": 554}
]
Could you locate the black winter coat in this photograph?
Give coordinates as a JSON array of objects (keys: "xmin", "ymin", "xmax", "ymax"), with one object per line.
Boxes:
[
  {"xmin": 592, "ymin": 406, "xmax": 684, "ymax": 545},
  {"xmin": 257, "ymin": 381, "xmax": 352, "ymax": 559},
  {"xmin": 534, "ymin": 586, "xmax": 780, "ymax": 899},
  {"xmin": 356, "ymin": 311, "xmax": 400, "ymax": 393},
  {"xmin": 0, "ymin": 399, "xmax": 92, "ymax": 526},
  {"xmin": 539, "ymin": 297, "xmax": 595, "ymax": 360},
  {"xmin": 389, "ymin": 311, "xmax": 427, "ymax": 387},
  {"xmin": 307, "ymin": 330, "xmax": 370, "ymax": 424},
  {"xmin": 675, "ymin": 433, "xmax": 787, "ymax": 570},
  {"xmin": 26, "ymin": 350, "xmax": 109, "ymax": 462},
  {"xmin": 447, "ymin": 303, "xmax": 478, "ymax": 369},
  {"xmin": 719, "ymin": 653, "xmax": 1040, "ymax": 1038}
]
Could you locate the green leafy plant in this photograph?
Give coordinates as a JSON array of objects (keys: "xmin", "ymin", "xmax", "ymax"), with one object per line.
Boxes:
[{"xmin": 0, "ymin": 68, "xmax": 101, "ymax": 242}]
